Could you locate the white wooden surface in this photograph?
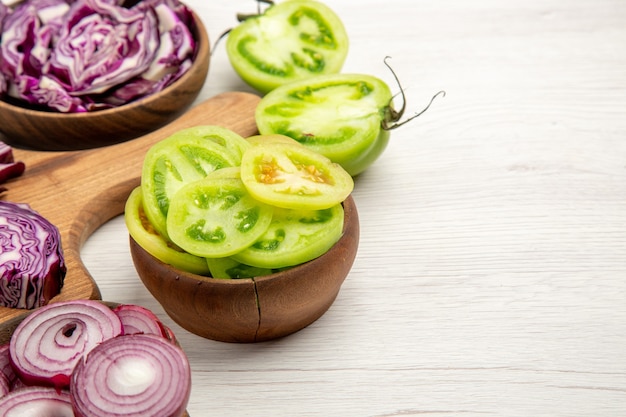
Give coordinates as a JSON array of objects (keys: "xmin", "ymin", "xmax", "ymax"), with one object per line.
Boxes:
[{"xmin": 82, "ymin": 1, "xmax": 626, "ymax": 415}]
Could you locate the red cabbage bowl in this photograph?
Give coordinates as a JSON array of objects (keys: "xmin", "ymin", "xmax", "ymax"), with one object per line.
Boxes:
[{"xmin": 0, "ymin": 5, "xmax": 210, "ymax": 152}]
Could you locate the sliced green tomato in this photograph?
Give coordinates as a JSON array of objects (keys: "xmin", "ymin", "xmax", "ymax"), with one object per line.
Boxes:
[
  {"xmin": 206, "ymin": 257, "xmax": 283, "ymax": 280},
  {"xmin": 240, "ymin": 141, "xmax": 353, "ymax": 210},
  {"xmin": 124, "ymin": 187, "xmax": 211, "ymax": 275},
  {"xmin": 226, "ymin": 0, "xmax": 348, "ymax": 94},
  {"xmin": 255, "ymin": 73, "xmax": 394, "ymax": 176},
  {"xmin": 141, "ymin": 126, "xmax": 245, "ymax": 237},
  {"xmin": 231, "ymin": 204, "xmax": 344, "ymax": 269},
  {"xmin": 166, "ymin": 176, "xmax": 274, "ymax": 258}
]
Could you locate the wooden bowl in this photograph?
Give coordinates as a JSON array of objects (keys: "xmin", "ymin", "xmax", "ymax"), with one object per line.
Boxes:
[
  {"xmin": 0, "ymin": 10, "xmax": 210, "ymax": 152},
  {"xmin": 130, "ymin": 196, "xmax": 360, "ymax": 343}
]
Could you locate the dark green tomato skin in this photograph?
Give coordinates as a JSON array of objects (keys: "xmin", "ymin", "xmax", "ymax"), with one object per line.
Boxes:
[
  {"xmin": 255, "ymin": 73, "xmax": 394, "ymax": 176},
  {"xmin": 226, "ymin": 0, "xmax": 349, "ymax": 94},
  {"xmin": 206, "ymin": 256, "xmax": 283, "ymax": 279}
]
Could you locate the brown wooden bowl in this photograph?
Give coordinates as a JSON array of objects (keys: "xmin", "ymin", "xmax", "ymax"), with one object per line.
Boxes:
[
  {"xmin": 0, "ymin": 9, "xmax": 210, "ymax": 152},
  {"xmin": 130, "ymin": 196, "xmax": 360, "ymax": 343}
]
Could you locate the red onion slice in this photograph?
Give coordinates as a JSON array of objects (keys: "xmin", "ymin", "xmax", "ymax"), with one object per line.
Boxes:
[
  {"xmin": 113, "ymin": 304, "xmax": 166, "ymax": 337},
  {"xmin": 70, "ymin": 333, "xmax": 191, "ymax": 417},
  {"xmin": 9, "ymin": 299, "xmax": 122, "ymax": 389},
  {"xmin": 0, "ymin": 386, "xmax": 73, "ymax": 416}
]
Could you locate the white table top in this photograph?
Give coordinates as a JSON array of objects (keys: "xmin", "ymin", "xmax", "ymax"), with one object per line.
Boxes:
[{"xmin": 82, "ymin": 0, "xmax": 626, "ymax": 415}]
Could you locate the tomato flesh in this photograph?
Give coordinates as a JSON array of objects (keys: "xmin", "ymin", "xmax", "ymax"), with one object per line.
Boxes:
[
  {"xmin": 232, "ymin": 203, "xmax": 344, "ymax": 269},
  {"xmin": 141, "ymin": 126, "xmax": 246, "ymax": 237},
  {"xmin": 166, "ymin": 176, "xmax": 274, "ymax": 258},
  {"xmin": 124, "ymin": 187, "xmax": 211, "ymax": 275},
  {"xmin": 226, "ymin": 0, "xmax": 349, "ymax": 94},
  {"xmin": 240, "ymin": 141, "xmax": 353, "ymax": 210},
  {"xmin": 255, "ymin": 73, "xmax": 394, "ymax": 176}
]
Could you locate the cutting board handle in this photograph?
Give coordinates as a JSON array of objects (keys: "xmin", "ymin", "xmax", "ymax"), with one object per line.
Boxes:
[{"xmin": 1, "ymin": 91, "xmax": 261, "ymax": 323}]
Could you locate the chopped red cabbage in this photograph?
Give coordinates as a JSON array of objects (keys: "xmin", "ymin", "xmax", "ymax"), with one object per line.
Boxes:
[
  {"xmin": 0, "ymin": 0, "xmax": 198, "ymax": 112},
  {"xmin": 0, "ymin": 141, "xmax": 25, "ymax": 186}
]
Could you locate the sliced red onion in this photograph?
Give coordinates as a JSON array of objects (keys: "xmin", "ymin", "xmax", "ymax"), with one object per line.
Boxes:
[
  {"xmin": 0, "ymin": 201, "xmax": 65, "ymax": 309},
  {"xmin": 9, "ymin": 299, "xmax": 123, "ymax": 389},
  {"xmin": 70, "ymin": 333, "xmax": 191, "ymax": 417},
  {"xmin": 113, "ymin": 304, "xmax": 166, "ymax": 337},
  {"xmin": 0, "ymin": 386, "xmax": 73, "ymax": 416}
]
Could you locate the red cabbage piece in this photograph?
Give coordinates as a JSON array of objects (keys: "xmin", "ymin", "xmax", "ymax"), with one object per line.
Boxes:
[
  {"xmin": 0, "ymin": 201, "xmax": 66, "ymax": 309},
  {"xmin": 0, "ymin": 141, "xmax": 25, "ymax": 186},
  {"xmin": 0, "ymin": 0, "xmax": 198, "ymax": 113}
]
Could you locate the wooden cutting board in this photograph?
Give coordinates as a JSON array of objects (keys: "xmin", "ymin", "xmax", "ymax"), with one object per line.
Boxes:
[{"xmin": 0, "ymin": 91, "xmax": 261, "ymax": 324}]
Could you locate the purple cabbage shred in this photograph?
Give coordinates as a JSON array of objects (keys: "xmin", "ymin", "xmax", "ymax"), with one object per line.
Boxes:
[{"xmin": 0, "ymin": 141, "xmax": 25, "ymax": 187}]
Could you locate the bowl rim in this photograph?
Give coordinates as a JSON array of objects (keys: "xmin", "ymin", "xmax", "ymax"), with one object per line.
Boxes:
[{"xmin": 0, "ymin": 9, "xmax": 209, "ymax": 120}]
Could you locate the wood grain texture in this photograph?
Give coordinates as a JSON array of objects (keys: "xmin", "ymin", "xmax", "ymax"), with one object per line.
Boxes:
[
  {"xmin": 79, "ymin": 0, "xmax": 626, "ymax": 416},
  {"xmin": 0, "ymin": 91, "xmax": 261, "ymax": 323}
]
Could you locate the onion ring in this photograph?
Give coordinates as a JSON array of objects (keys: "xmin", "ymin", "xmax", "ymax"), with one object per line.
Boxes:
[
  {"xmin": 9, "ymin": 299, "xmax": 123, "ymax": 388},
  {"xmin": 70, "ymin": 333, "xmax": 191, "ymax": 417}
]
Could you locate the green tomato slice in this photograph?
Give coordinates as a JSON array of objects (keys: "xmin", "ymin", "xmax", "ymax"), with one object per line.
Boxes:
[
  {"xmin": 255, "ymin": 73, "xmax": 393, "ymax": 176},
  {"xmin": 226, "ymin": 0, "xmax": 349, "ymax": 94},
  {"xmin": 206, "ymin": 257, "xmax": 283, "ymax": 280},
  {"xmin": 240, "ymin": 141, "xmax": 353, "ymax": 210},
  {"xmin": 231, "ymin": 203, "xmax": 344, "ymax": 269},
  {"xmin": 166, "ymin": 176, "xmax": 274, "ymax": 258},
  {"xmin": 124, "ymin": 186, "xmax": 211, "ymax": 275},
  {"xmin": 141, "ymin": 126, "xmax": 246, "ymax": 237}
]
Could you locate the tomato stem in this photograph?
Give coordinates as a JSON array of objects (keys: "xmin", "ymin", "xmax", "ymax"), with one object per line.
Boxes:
[
  {"xmin": 382, "ymin": 56, "xmax": 445, "ymax": 130},
  {"xmin": 237, "ymin": 0, "xmax": 274, "ymax": 22},
  {"xmin": 211, "ymin": 29, "xmax": 231, "ymax": 57}
]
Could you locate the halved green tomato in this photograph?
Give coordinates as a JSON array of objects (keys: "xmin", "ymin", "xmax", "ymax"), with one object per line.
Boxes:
[
  {"xmin": 255, "ymin": 73, "xmax": 394, "ymax": 176},
  {"xmin": 141, "ymin": 126, "xmax": 247, "ymax": 237},
  {"xmin": 231, "ymin": 203, "xmax": 344, "ymax": 269},
  {"xmin": 226, "ymin": 0, "xmax": 349, "ymax": 94},
  {"xmin": 240, "ymin": 141, "xmax": 353, "ymax": 210},
  {"xmin": 166, "ymin": 176, "xmax": 274, "ymax": 258},
  {"xmin": 206, "ymin": 257, "xmax": 282, "ymax": 280},
  {"xmin": 124, "ymin": 186, "xmax": 211, "ymax": 275}
]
